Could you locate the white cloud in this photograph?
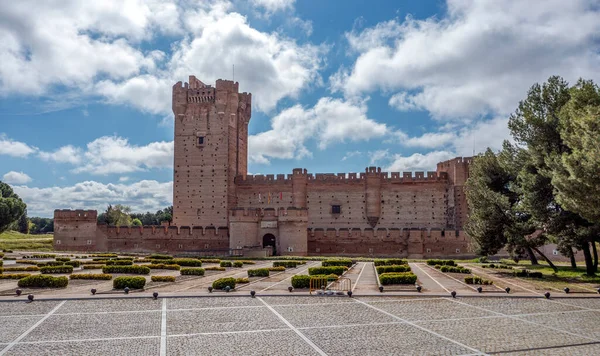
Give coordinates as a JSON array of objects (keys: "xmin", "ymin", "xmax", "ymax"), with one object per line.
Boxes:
[
  {"xmin": 13, "ymin": 180, "xmax": 172, "ymax": 218},
  {"xmin": 334, "ymin": 0, "xmax": 600, "ymax": 120},
  {"xmin": 341, "ymin": 151, "xmax": 362, "ymax": 161},
  {"xmin": 250, "ymin": 0, "xmax": 295, "ymax": 15},
  {"xmin": 38, "ymin": 145, "xmax": 82, "ymax": 165},
  {"xmin": 0, "ymin": 134, "xmax": 37, "ymax": 157},
  {"xmin": 73, "ymin": 136, "xmax": 173, "ymax": 175},
  {"xmin": 249, "ymin": 98, "xmax": 387, "ymax": 164},
  {"xmin": 384, "ymin": 151, "xmax": 455, "ymax": 172},
  {"xmin": 369, "ymin": 149, "xmax": 389, "ymax": 165},
  {"xmin": 119, "ymin": 176, "xmax": 130, "ymax": 182},
  {"xmin": 2, "ymin": 171, "xmax": 32, "ymax": 184}
]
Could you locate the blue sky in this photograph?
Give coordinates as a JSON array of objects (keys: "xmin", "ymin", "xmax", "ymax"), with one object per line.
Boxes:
[{"xmin": 1, "ymin": 0, "xmax": 599, "ymax": 217}]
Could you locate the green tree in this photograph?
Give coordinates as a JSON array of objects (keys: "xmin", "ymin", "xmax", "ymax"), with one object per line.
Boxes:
[
  {"xmin": 100, "ymin": 204, "xmax": 132, "ymax": 226},
  {"xmin": 18, "ymin": 209, "xmax": 29, "ymax": 234},
  {"xmin": 132, "ymin": 218, "xmax": 142, "ymax": 226},
  {"xmin": 0, "ymin": 181, "xmax": 27, "ymax": 233}
]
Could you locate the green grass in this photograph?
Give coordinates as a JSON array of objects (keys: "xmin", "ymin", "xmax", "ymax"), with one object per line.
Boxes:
[
  {"xmin": 523, "ymin": 264, "xmax": 600, "ymax": 283},
  {"xmin": 0, "ymin": 231, "xmax": 54, "ymax": 251}
]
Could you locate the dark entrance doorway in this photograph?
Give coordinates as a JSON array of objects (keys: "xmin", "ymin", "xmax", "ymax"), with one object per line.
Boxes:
[{"xmin": 263, "ymin": 234, "xmax": 276, "ymax": 248}]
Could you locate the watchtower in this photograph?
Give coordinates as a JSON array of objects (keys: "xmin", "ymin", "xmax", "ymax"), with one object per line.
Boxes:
[{"xmin": 172, "ymin": 76, "xmax": 252, "ymax": 227}]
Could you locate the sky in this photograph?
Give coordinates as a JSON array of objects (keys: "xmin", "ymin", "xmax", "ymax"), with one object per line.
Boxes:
[{"xmin": 1, "ymin": 0, "xmax": 599, "ymax": 218}]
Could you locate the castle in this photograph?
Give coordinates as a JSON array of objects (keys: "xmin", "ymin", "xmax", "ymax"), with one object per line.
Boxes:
[{"xmin": 53, "ymin": 76, "xmax": 475, "ymax": 258}]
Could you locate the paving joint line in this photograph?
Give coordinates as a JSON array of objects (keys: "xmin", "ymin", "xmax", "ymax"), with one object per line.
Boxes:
[
  {"xmin": 257, "ymin": 297, "xmax": 327, "ymax": 356},
  {"xmin": 168, "ymin": 328, "xmax": 290, "ymax": 338},
  {"xmin": 14, "ymin": 335, "xmax": 159, "ymax": 345},
  {"xmin": 351, "ymin": 262, "xmax": 367, "ymax": 292},
  {"xmin": 160, "ymin": 298, "xmax": 167, "ymax": 356},
  {"xmin": 411, "ymin": 263, "xmax": 451, "ymax": 293}
]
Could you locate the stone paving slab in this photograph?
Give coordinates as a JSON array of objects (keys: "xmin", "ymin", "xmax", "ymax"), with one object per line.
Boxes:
[
  {"xmin": 516, "ymin": 310, "xmax": 600, "ymax": 340},
  {"xmin": 416, "ymin": 316, "xmax": 593, "ymax": 354},
  {"xmin": 0, "ymin": 316, "xmax": 43, "ymax": 343},
  {"xmin": 273, "ymin": 302, "xmax": 398, "ymax": 328},
  {"xmin": 363, "ymin": 298, "xmax": 498, "ymax": 321},
  {"xmin": 5, "ymin": 337, "xmax": 161, "ymax": 356},
  {"xmin": 456, "ymin": 297, "xmax": 586, "ymax": 315},
  {"xmin": 58, "ymin": 298, "xmax": 161, "ymax": 314},
  {"xmin": 167, "ymin": 296, "xmax": 264, "ymax": 309},
  {"xmin": 0, "ymin": 300, "xmax": 60, "ymax": 316},
  {"xmin": 23, "ymin": 311, "xmax": 161, "ymax": 342},
  {"xmin": 167, "ymin": 307, "xmax": 286, "ymax": 334},
  {"xmin": 548, "ymin": 298, "xmax": 600, "ymax": 310},
  {"xmin": 495, "ymin": 342, "xmax": 600, "ymax": 355},
  {"xmin": 168, "ymin": 330, "xmax": 320, "ymax": 356},
  {"xmin": 261, "ymin": 295, "xmax": 355, "ymax": 306},
  {"xmin": 302, "ymin": 323, "xmax": 474, "ymax": 355}
]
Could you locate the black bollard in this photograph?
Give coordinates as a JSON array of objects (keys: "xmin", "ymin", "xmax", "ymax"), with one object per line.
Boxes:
[
  {"xmin": 505, "ymin": 287, "xmax": 511, "ymax": 294},
  {"xmin": 250, "ymin": 290, "xmax": 256, "ymax": 298},
  {"xmin": 563, "ymin": 287, "xmax": 570, "ymax": 294},
  {"xmin": 91, "ymin": 288, "xmax": 97, "ymax": 295},
  {"xmin": 288, "ymin": 286, "xmax": 293, "ymax": 293},
  {"xmin": 208, "ymin": 286, "xmax": 213, "ymax": 293},
  {"xmin": 379, "ymin": 286, "xmax": 384, "ymax": 293},
  {"xmin": 27, "ymin": 294, "xmax": 34, "ymax": 303},
  {"xmin": 15, "ymin": 289, "xmax": 22, "ymax": 296},
  {"xmin": 451, "ymin": 291, "xmax": 457, "ymax": 298},
  {"xmin": 347, "ymin": 290, "xmax": 353, "ymax": 297},
  {"xmin": 477, "ymin": 287, "xmax": 482, "ymax": 293},
  {"xmin": 544, "ymin": 292, "xmax": 551, "ymax": 299},
  {"xmin": 153, "ymin": 292, "xmax": 159, "ymax": 300},
  {"xmin": 124, "ymin": 287, "xmax": 130, "ymax": 295},
  {"xmin": 416, "ymin": 285, "xmax": 422, "ymax": 293}
]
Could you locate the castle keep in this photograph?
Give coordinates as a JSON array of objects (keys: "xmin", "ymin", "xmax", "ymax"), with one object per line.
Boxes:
[{"xmin": 54, "ymin": 76, "xmax": 474, "ymax": 258}]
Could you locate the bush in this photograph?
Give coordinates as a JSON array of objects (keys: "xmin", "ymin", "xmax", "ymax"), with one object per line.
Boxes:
[
  {"xmin": 248, "ymin": 268, "xmax": 269, "ymax": 277},
  {"xmin": 102, "ymin": 265, "xmax": 150, "ymax": 275},
  {"xmin": 91, "ymin": 253, "xmax": 117, "ymax": 258},
  {"xmin": 37, "ymin": 261, "xmax": 64, "ymax": 267},
  {"xmin": 235, "ymin": 277, "xmax": 249, "ymax": 284},
  {"xmin": 147, "ymin": 264, "xmax": 181, "ymax": 270},
  {"xmin": 41, "ymin": 265, "xmax": 74, "ymax": 274},
  {"xmin": 151, "ymin": 276, "xmax": 176, "ymax": 283},
  {"xmin": 105, "ymin": 260, "xmax": 134, "ymax": 266},
  {"xmin": 172, "ymin": 258, "xmax": 202, "ymax": 267},
  {"xmin": 32, "ymin": 254, "xmax": 56, "ymax": 258},
  {"xmin": 205, "ymin": 267, "xmax": 226, "ymax": 271},
  {"xmin": 212, "ymin": 277, "xmax": 236, "ymax": 290},
  {"xmin": 308, "ymin": 266, "xmax": 347, "ymax": 276},
  {"xmin": 464, "ymin": 276, "xmax": 493, "ymax": 285},
  {"xmin": 180, "ymin": 268, "xmax": 205, "ymax": 276},
  {"xmin": 527, "ymin": 271, "xmax": 543, "ymax": 278},
  {"xmin": 64, "ymin": 261, "xmax": 81, "ymax": 268},
  {"xmin": 55, "ymin": 257, "xmax": 71, "ymax": 262},
  {"xmin": 426, "ymin": 259, "xmax": 456, "ymax": 266},
  {"xmin": 379, "ymin": 272, "xmax": 418, "ymax": 285},
  {"xmin": 241, "ymin": 260, "xmax": 255, "ymax": 265},
  {"xmin": 322, "ymin": 259, "xmax": 353, "ymax": 268},
  {"xmin": 477, "ymin": 256, "xmax": 489, "ymax": 263},
  {"xmin": 291, "ymin": 275, "xmax": 311, "ymax": 289},
  {"xmin": 70, "ymin": 274, "xmax": 112, "ymax": 280},
  {"xmin": 3, "ymin": 257, "xmax": 16, "ymax": 260},
  {"xmin": 201, "ymin": 259, "xmax": 221, "ymax": 263},
  {"xmin": 0, "ymin": 252, "xmax": 3, "ymax": 258},
  {"xmin": 3, "ymin": 266, "xmax": 40, "ymax": 272},
  {"xmin": 233, "ymin": 261, "xmax": 243, "ymax": 268},
  {"xmin": 376, "ymin": 265, "xmax": 411, "ymax": 274},
  {"xmin": 113, "ymin": 276, "xmax": 146, "ymax": 289},
  {"xmin": 268, "ymin": 266, "xmax": 285, "ymax": 272},
  {"xmin": 434, "ymin": 265, "xmax": 442, "ymax": 269},
  {"xmin": 149, "ymin": 254, "xmax": 173, "ymax": 260},
  {"xmin": 0, "ymin": 273, "xmax": 31, "ymax": 279},
  {"xmin": 220, "ymin": 261, "xmax": 233, "ymax": 267},
  {"xmin": 18, "ymin": 275, "xmax": 68, "ymax": 288},
  {"xmin": 440, "ymin": 266, "xmax": 471, "ymax": 274},
  {"xmin": 374, "ymin": 259, "xmax": 407, "ymax": 266},
  {"xmin": 82, "ymin": 265, "xmax": 104, "ymax": 269}
]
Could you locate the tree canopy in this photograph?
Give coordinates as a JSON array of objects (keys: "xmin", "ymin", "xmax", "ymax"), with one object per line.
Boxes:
[{"xmin": 0, "ymin": 181, "xmax": 27, "ymax": 234}]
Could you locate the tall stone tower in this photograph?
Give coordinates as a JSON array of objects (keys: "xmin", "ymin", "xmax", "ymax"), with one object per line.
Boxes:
[{"xmin": 172, "ymin": 76, "xmax": 252, "ymax": 227}]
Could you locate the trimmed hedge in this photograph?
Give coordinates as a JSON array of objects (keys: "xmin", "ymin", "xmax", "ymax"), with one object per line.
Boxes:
[
  {"xmin": 55, "ymin": 257, "xmax": 71, "ymax": 262},
  {"xmin": 322, "ymin": 259, "xmax": 353, "ymax": 268},
  {"xmin": 205, "ymin": 267, "xmax": 226, "ymax": 271},
  {"xmin": 41, "ymin": 265, "xmax": 74, "ymax": 274},
  {"xmin": 220, "ymin": 261, "xmax": 233, "ymax": 267},
  {"xmin": 376, "ymin": 265, "xmax": 411, "ymax": 274},
  {"xmin": 201, "ymin": 259, "xmax": 221, "ymax": 263},
  {"xmin": 64, "ymin": 261, "xmax": 81, "ymax": 268},
  {"xmin": 180, "ymin": 268, "xmax": 205, "ymax": 276},
  {"xmin": 151, "ymin": 276, "xmax": 176, "ymax": 283},
  {"xmin": 37, "ymin": 261, "xmax": 64, "ymax": 267},
  {"xmin": 212, "ymin": 277, "xmax": 236, "ymax": 290},
  {"xmin": 3, "ymin": 266, "xmax": 40, "ymax": 272},
  {"xmin": 464, "ymin": 276, "xmax": 493, "ymax": 285},
  {"xmin": 482, "ymin": 264, "xmax": 513, "ymax": 270},
  {"xmin": 91, "ymin": 253, "xmax": 117, "ymax": 258},
  {"xmin": 308, "ymin": 266, "xmax": 347, "ymax": 276},
  {"xmin": 379, "ymin": 272, "xmax": 418, "ymax": 285},
  {"xmin": 70, "ymin": 274, "xmax": 112, "ymax": 280},
  {"xmin": 172, "ymin": 258, "xmax": 202, "ymax": 267},
  {"xmin": 32, "ymin": 254, "xmax": 56, "ymax": 258},
  {"xmin": 440, "ymin": 266, "xmax": 471, "ymax": 274},
  {"xmin": 0, "ymin": 273, "xmax": 31, "ymax": 279},
  {"xmin": 374, "ymin": 259, "xmax": 408, "ymax": 266},
  {"xmin": 233, "ymin": 261, "xmax": 243, "ymax": 268},
  {"xmin": 268, "ymin": 266, "xmax": 285, "ymax": 272},
  {"xmin": 513, "ymin": 270, "xmax": 543, "ymax": 278},
  {"xmin": 426, "ymin": 259, "xmax": 457, "ymax": 266},
  {"xmin": 105, "ymin": 260, "xmax": 134, "ymax": 266},
  {"xmin": 291, "ymin": 275, "xmax": 311, "ymax": 289},
  {"xmin": 147, "ymin": 264, "xmax": 181, "ymax": 270},
  {"xmin": 83, "ymin": 265, "xmax": 105, "ymax": 269},
  {"xmin": 273, "ymin": 261, "xmax": 298, "ymax": 268},
  {"xmin": 248, "ymin": 268, "xmax": 269, "ymax": 277},
  {"xmin": 236, "ymin": 277, "xmax": 250, "ymax": 283},
  {"xmin": 0, "ymin": 252, "xmax": 3, "ymax": 258},
  {"xmin": 241, "ymin": 260, "xmax": 256, "ymax": 265},
  {"xmin": 102, "ymin": 265, "xmax": 150, "ymax": 275},
  {"xmin": 18, "ymin": 275, "xmax": 69, "ymax": 288},
  {"xmin": 113, "ymin": 276, "xmax": 146, "ymax": 289},
  {"xmin": 149, "ymin": 254, "xmax": 173, "ymax": 260}
]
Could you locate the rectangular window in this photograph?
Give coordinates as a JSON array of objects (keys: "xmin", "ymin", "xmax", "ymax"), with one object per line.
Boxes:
[
  {"xmin": 331, "ymin": 205, "xmax": 341, "ymax": 214},
  {"xmin": 87, "ymin": 240, "xmax": 92, "ymax": 245},
  {"xmin": 198, "ymin": 136, "xmax": 204, "ymax": 145},
  {"xmin": 455, "ymin": 248, "xmax": 460, "ymax": 253},
  {"xmin": 56, "ymin": 240, "xmax": 61, "ymax": 245}
]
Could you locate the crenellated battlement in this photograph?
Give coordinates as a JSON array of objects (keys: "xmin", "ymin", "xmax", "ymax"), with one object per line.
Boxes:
[{"xmin": 54, "ymin": 209, "xmax": 97, "ymax": 222}]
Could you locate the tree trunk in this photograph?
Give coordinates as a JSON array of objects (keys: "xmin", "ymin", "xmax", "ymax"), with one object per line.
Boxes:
[
  {"xmin": 532, "ymin": 247, "xmax": 558, "ymax": 272},
  {"xmin": 592, "ymin": 241, "xmax": 598, "ymax": 274},
  {"xmin": 526, "ymin": 246, "xmax": 539, "ymax": 265},
  {"xmin": 569, "ymin": 248, "xmax": 577, "ymax": 269},
  {"xmin": 582, "ymin": 243, "xmax": 595, "ymax": 276}
]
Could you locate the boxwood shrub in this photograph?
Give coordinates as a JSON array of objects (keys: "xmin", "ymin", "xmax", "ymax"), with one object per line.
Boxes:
[
  {"xmin": 291, "ymin": 275, "xmax": 311, "ymax": 289},
  {"xmin": 201, "ymin": 259, "xmax": 221, "ymax": 263},
  {"xmin": 3, "ymin": 266, "xmax": 40, "ymax": 272},
  {"xmin": 37, "ymin": 261, "xmax": 64, "ymax": 267},
  {"xmin": 273, "ymin": 261, "xmax": 298, "ymax": 268},
  {"xmin": 464, "ymin": 276, "xmax": 494, "ymax": 285},
  {"xmin": 308, "ymin": 266, "xmax": 347, "ymax": 276},
  {"xmin": 70, "ymin": 274, "xmax": 112, "ymax": 280},
  {"xmin": 268, "ymin": 266, "xmax": 285, "ymax": 272},
  {"xmin": 147, "ymin": 264, "xmax": 181, "ymax": 270},
  {"xmin": 440, "ymin": 266, "xmax": 471, "ymax": 274},
  {"xmin": 248, "ymin": 268, "xmax": 269, "ymax": 277},
  {"xmin": 64, "ymin": 261, "xmax": 81, "ymax": 268},
  {"xmin": 376, "ymin": 265, "xmax": 411, "ymax": 274},
  {"xmin": 379, "ymin": 272, "xmax": 418, "ymax": 285},
  {"xmin": 513, "ymin": 270, "xmax": 543, "ymax": 278},
  {"xmin": 91, "ymin": 253, "xmax": 117, "ymax": 258},
  {"xmin": 212, "ymin": 277, "xmax": 236, "ymax": 290},
  {"xmin": 220, "ymin": 261, "xmax": 233, "ymax": 267},
  {"xmin": 172, "ymin": 258, "xmax": 202, "ymax": 267},
  {"xmin": 241, "ymin": 260, "xmax": 256, "ymax": 265},
  {"xmin": 0, "ymin": 273, "xmax": 31, "ymax": 279},
  {"xmin": 113, "ymin": 276, "xmax": 146, "ymax": 289},
  {"xmin": 180, "ymin": 268, "xmax": 205, "ymax": 276},
  {"xmin": 151, "ymin": 276, "xmax": 176, "ymax": 282},
  {"xmin": 233, "ymin": 261, "xmax": 243, "ymax": 268},
  {"xmin": 18, "ymin": 275, "xmax": 68, "ymax": 288},
  {"xmin": 55, "ymin": 257, "xmax": 71, "ymax": 262},
  {"xmin": 149, "ymin": 254, "xmax": 173, "ymax": 260},
  {"xmin": 426, "ymin": 259, "xmax": 456, "ymax": 266},
  {"xmin": 322, "ymin": 259, "xmax": 353, "ymax": 268},
  {"xmin": 205, "ymin": 266, "xmax": 226, "ymax": 271},
  {"xmin": 0, "ymin": 252, "xmax": 3, "ymax": 258},
  {"xmin": 105, "ymin": 260, "xmax": 134, "ymax": 266},
  {"xmin": 83, "ymin": 265, "xmax": 105, "ymax": 269},
  {"xmin": 102, "ymin": 265, "xmax": 150, "ymax": 275},
  {"xmin": 374, "ymin": 259, "xmax": 408, "ymax": 266},
  {"xmin": 32, "ymin": 254, "xmax": 56, "ymax": 258},
  {"xmin": 235, "ymin": 277, "xmax": 249, "ymax": 283},
  {"xmin": 41, "ymin": 265, "xmax": 74, "ymax": 274}
]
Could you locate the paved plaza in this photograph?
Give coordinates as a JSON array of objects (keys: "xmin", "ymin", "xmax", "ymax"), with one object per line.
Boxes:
[{"xmin": 0, "ymin": 295, "xmax": 599, "ymax": 355}]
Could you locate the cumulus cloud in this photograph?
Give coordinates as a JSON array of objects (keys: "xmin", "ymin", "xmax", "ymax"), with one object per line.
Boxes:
[
  {"xmin": 384, "ymin": 151, "xmax": 455, "ymax": 172},
  {"xmin": 0, "ymin": 134, "xmax": 37, "ymax": 157},
  {"xmin": 250, "ymin": 0, "xmax": 295, "ymax": 15},
  {"xmin": 248, "ymin": 98, "xmax": 387, "ymax": 164},
  {"xmin": 2, "ymin": 171, "xmax": 32, "ymax": 184},
  {"xmin": 334, "ymin": 0, "xmax": 600, "ymax": 120},
  {"xmin": 341, "ymin": 151, "xmax": 362, "ymax": 161},
  {"xmin": 38, "ymin": 145, "xmax": 82, "ymax": 165},
  {"xmin": 13, "ymin": 180, "xmax": 173, "ymax": 218}
]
